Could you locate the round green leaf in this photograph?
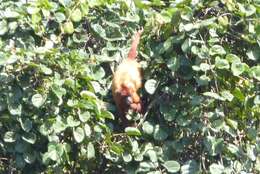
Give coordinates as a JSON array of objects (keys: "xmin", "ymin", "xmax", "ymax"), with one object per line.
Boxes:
[
  {"xmin": 79, "ymin": 111, "xmax": 91, "ymax": 122},
  {"xmin": 210, "ymin": 45, "xmax": 226, "ymax": 55},
  {"xmin": 215, "ymin": 57, "xmax": 229, "ymax": 69},
  {"xmin": 153, "ymin": 124, "xmax": 168, "ymax": 141},
  {"xmin": 142, "ymin": 121, "xmax": 154, "ymax": 135},
  {"xmin": 226, "ymin": 54, "xmax": 240, "ymax": 63},
  {"xmin": 209, "ymin": 163, "xmax": 224, "ymax": 174},
  {"xmin": 200, "ymin": 63, "xmax": 211, "ymax": 72},
  {"xmin": 250, "ymin": 66, "xmax": 260, "ymax": 81},
  {"xmin": 231, "ymin": 61, "xmax": 247, "ymax": 76},
  {"xmin": 73, "ymin": 127, "xmax": 85, "ymax": 143},
  {"xmin": 145, "ymin": 79, "xmax": 157, "ymax": 95},
  {"xmin": 254, "ymin": 95, "xmax": 260, "ymax": 105},
  {"xmin": 54, "ymin": 12, "xmax": 66, "ymax": 23},
  {"xmin": 63, "ymin": 21, "xmax": 74, "ymax": 34},
  {"xmin": 181, "ymin": 160, "xmax": 200, "ymax": 174},
  {"xmin": 163, "ymin": 160, "xmax": 180, "ymax": 173},
  {"xmin": 31, "ymin": 93, "xmax": 45, "ymax": 108},
  {"xmin": 67, "ymin": 115, "xmax": 80, "ymax": 127},
  {"xmin": 71, "ymin": 8, "xmax": 82, "ymax": 22},
  {"xmin": 122, "ymin": 152, "xmax": 132, "ymax": 162},
  {"xmin": 4, "ymin": 131, "xmax": 17, "ymax": 143}
]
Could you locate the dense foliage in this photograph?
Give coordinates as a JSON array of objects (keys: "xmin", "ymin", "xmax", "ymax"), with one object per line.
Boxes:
[{"xmin": 0, "ymin": 0, "xmax": 259, "ymax": 173}]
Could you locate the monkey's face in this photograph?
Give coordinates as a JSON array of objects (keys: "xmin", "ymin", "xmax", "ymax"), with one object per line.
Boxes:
[{"xmin": 119, "ymin": 83, "xmax": 141, "ymax": 112}]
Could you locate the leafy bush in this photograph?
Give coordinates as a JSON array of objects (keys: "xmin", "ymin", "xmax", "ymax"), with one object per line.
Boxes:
[{"xmin": 0, "ymin": 0, "xmax": 259, "ymax": 173}]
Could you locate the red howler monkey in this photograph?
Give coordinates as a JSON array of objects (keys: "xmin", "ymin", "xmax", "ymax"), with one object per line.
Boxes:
[{"xmin": 112, "ymin": 28, "xmax": 143, "ymax": 124}]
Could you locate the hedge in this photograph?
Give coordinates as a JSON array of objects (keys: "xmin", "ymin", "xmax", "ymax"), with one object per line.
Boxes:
[{"xmin": 0, "ymin": 0, "xmax": 259, "ymax": 173}]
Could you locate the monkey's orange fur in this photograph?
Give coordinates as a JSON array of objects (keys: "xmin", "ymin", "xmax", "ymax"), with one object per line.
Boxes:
[{"xmin": 112, "ymin": 29, "xmax": 143, "ymax": 120}]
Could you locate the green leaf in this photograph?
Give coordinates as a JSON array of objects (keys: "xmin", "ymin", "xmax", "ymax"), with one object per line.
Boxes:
[
  {"xmin": 181, "ymin": 160, "xmax": 200, "ymax": 174},
  {"xmin": 100, "ymin": 110, "xmax": 114, "ymax": 120},
  {"xmin": 31, "ymin": 93, "xmax": 45, "ymax": 108},
  {"xmin": 226, "ymin": 54, "xmax": 240, "ymax": 63},
  {"xmin": 122, "ymin": 152, "xmax": 132, "ymax": 162},
  {"xmin": 73, "ymin": 127, "xmax": 85, "ymax": 143},
  {"xmin": 0, "ymin": 20, "xmax": 8, "ymax": 35},
  {"xmin": 238, "ymin": 3, "xmax": 256, "ymax": 17},
  {"xmin": 20, "ymin": 119, "xmax": 32, "ymax": 132},
  {"xmin": 254, "ymin": 95, "xmax": 260, "ymax": 105},
  {"xmin": 145, "ymin": 79, "xmax": 157, "ymax": 95},
  {"xmin": 4, "ymin": 8, "xmax": 19, "ymax": 18},
  {"xmin": 80, "ymin": 90, "xmax": 97, "ymax": 99},
  {"xmin": 183, "ymin": 23, "xmax": 195, "ymax": 32},
  {"xmin": 53, "ymin": 117, "xmax": 67, "ymax": 133},
  {"xmin": 67, "ymin": 115, "xmax": 80, "ymax": 127},
  {"xmin": 87, "ymin": 142, "xmax": 95, "ymax": 159},
  {"xmin": 125, "ymin": 127, "xmax": 141, "ymax": 136},
  {"xmin": 231, "ymin": 61, "xmax": 247, "ymax": 76},
  {"xmin": 84, "ymin": 124, "xmax": 91, "ymax": 138},
  {"xmin": 55, "ymin": 12, "xmax": 66, "ymax": 23},
  {"xmin": 220, "ymin": 90, "xmax": 234, "ymax": 102},
  {"xmin": 153, "ymin": 124, "xmax": 168, "ymax": 141},
  {"xmin": 79, "ymin": 111, "xmax": 91, "ymax": 122},
  {"xmin": 210, "ymin": 45, "xmax": 226, "ymax": 55},
  {"xmin": 71, "ymin": 8, "xmax": 82, "ymax": 22},
  {"xmin": 163, "ymin": 160, "xmax": 180, "ymax": 173},
  {"xmin": 249, "ymin": 66, "xmax": 260, "ymax": 81},
  {"xmin": 22, "ymin": 132, "xmax": 36, "ymax": 144},
  {"xmin": 63, "ymin": 21, "xmax": 74, "ymax": 34},
  {"xmin": 226, "ymin": 143, "xmax": 240, "ymax": 156},
  {"xmin": 142, "ymin": 121, "xmax": 154, "ymax": 135},
  {"xmin": 256, "ymin": 156, "xmax": 260, "ymax": 172},
  {"xmin": 93, "ymin": 67, "xmax": 105, "ymax": 80},
  {"xmin": 204, "ymin": 136, "xmax": 224, "ymax": 156},
  {"xmin": 146, "ymin": 149, "xmax": 157, "ymax": 162},
  {"xmin": 215, "ymin": 57, "xmax": 229, "ymax": 69},
  {"xmin": 91, "ymin": 23, "xmax": 106, "ymax": 39},
  {"xmin": 139, "ymin": 161, "xmax": 156, "ymax": 172},
  {"xmin": 16, "ymin": 155, "xmax": 25, "ymax": 168},
  {"xmin": 167, "ymin": 56, "xmax": 180, "ymax": 72},
  {"xmin": 40, "ymin": 64, "xmax": 52, "ymax": 75},
  {"xmin": 226, "ymin": 118, "xmax": 238, "ymax": 129},
  {"xmin": 4, "ymin": 131, "xmax": 17, "ymax": 143},
  {"xmin": 209, "ymin": 163, "xmax": 224, "ymax": 174},
  {"xmin": 111, "ymin": 143, "xmax": 124, "ymax": 154},
  {"xmin": 27, "ymin": 6, "xmax": 40, "ymax": 14},
  {"xmin": 181, "ymin": 38, "xmax": 191, "ymax": 53},
  {"xmin": 199, "ymin": 63, "xmax": 211, "ymax": 72},
  {"xmin": 23, "ymin": 151, "xmax": 36, "ymax": 164},
  {"xmin": 246, "ymin": 50, "xmax": 260, "ymax": 61},
  {"xmin": 196, "ymin": 75, "xmax": 210, "ymax": 86},
  {"xmin": 246, "ymin": 144, "xmax": 256, "ymax": 161}
]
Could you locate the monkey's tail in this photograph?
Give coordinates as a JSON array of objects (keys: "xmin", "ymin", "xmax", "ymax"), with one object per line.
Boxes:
[{"xmin": 127, "ymin": 28, "xmax": 143, "ymax": 60}]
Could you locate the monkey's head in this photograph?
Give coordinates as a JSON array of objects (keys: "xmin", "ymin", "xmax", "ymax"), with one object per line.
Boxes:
[{"xmin": 120, "ymin": 83, "xmax": 141, "ymax": 112}]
